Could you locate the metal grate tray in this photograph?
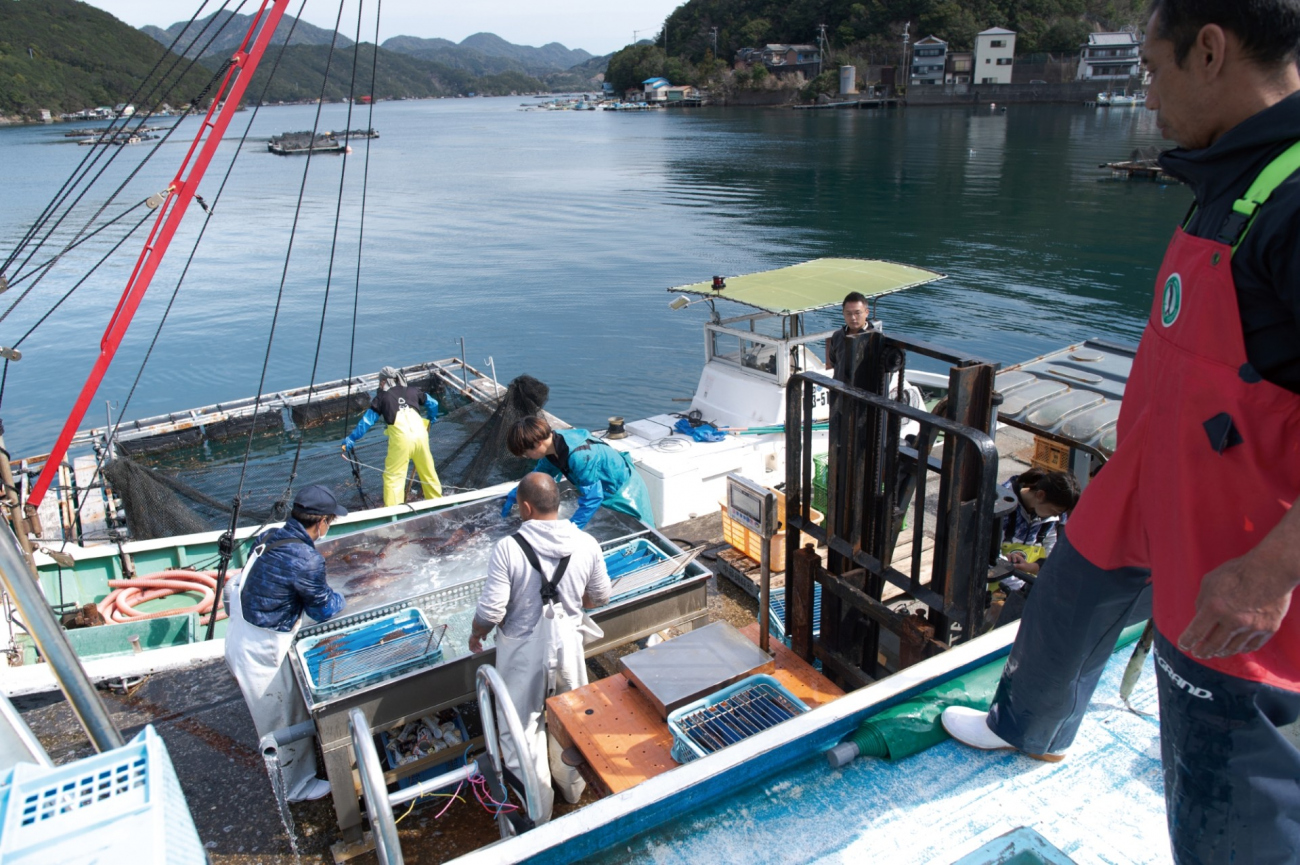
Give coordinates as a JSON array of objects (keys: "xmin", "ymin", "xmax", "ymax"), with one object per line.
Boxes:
[
  {"xmin": 668, "ymin": 674, "xmax": 809, "ymax": 763},
  {"xmin": 767, "ymin": 585, "xmax": 822, "ymax": 643}
]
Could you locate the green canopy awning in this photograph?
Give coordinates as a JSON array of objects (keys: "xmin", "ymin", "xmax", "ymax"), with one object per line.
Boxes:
[{"xmin": 671, "ymin": 258, "xmax": 946, "ymax": 315}]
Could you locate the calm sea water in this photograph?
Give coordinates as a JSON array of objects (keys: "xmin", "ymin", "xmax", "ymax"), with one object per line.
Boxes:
[{"xmin": 0, "ymin": 98, "xmax": 1186, "ymax": 456}]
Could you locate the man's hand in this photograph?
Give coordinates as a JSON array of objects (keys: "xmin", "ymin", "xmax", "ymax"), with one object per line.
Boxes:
[
  {"xmin": 1007, "ymin": 551, "xmax": 1028, "ymax": 566},
  {"xmin": 468, "ymin": 634, "xmax": 485, "ymax": 654},
  {"xmin": 1178, "ymin": 551, "xmax": 1295, "ymax": 659}
]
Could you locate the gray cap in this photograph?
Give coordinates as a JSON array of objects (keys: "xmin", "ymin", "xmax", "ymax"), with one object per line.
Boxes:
[{"xmin": 379, "ymin": 366, "xmax": 408, "ymax": 387}]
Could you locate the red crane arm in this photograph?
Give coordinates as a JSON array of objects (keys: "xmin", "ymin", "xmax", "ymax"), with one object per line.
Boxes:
[{"xmin": 28, "ymin": 0, "xmax": 292, "ymax": 508}]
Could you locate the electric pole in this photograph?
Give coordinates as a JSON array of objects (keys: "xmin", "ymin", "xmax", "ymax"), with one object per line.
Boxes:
[
  {"xmin": 901, "ymin": 21, "xmax": 911, "ymax": 90},
  {"xmin": 817, "ymin": 24, "xmax": 828, "ymax": 76},
  {"xmin": 710, "ymin": 26, "xmax": 719, "ymax": 58}
]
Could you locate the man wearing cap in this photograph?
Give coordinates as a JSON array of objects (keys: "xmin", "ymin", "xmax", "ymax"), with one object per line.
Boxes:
[
  {"xmin": 224, "ymin": 485, "xmax": 348, "ymax": 802},
  {"xmin": 341, "ymin": 366, "xmax": 442, "ymax": 507}
]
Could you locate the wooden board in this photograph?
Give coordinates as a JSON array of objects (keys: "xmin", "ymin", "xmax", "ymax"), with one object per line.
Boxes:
[
  {"xmin": 547, "ymin": 623, "xmax": 844, "ymax": 797},
  {"xmin": 716, "ymin": 536, "xmax": 935, "ymax": 604}
]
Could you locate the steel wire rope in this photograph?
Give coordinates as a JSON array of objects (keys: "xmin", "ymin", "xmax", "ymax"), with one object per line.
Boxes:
[
  {"xmin": 0, "ymin": 209, "xmax": 155, "ymax": 407},
  {"xmin": 45, "ymin": 8, "xmax": 311, "ymax": 556},
  {"xmin": 0, "ymin": 0, "xmax": 219, "ymax": 278},
  {"xmin": 197, "ymin": 0, "xmax": 350, "ymax": 640},
  {"xmin": 1, "ymin": 1, "xmax": 238, "ymax": 284},
  {"xmin": 0, "ymin": 2, "xmax": 248, "ymax": 324},
  {"xmin": 4, "ymin": 202, "xmax": 148, "ymax": 292},
  {"xmin": 231, "ymin": 0, "xmax": 351, "ymax": 511},
  {"xmin": 340, "ymin": 0, "xmax": 383, "ymax": 511}
]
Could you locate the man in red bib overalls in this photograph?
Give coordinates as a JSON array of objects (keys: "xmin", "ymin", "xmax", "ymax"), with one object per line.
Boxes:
[{"xmin": 943, "ymin": 3, "xmax": 1300, "ymax": 862}]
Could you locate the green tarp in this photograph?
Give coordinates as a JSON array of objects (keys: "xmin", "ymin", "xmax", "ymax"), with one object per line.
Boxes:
[
  {"xmin": 846, "ymin": 622, "xmax": 1148, "ymax": 762},
  {"xmin": 671, "ymin": 258, "xmax": 946, "ymax": 315}
]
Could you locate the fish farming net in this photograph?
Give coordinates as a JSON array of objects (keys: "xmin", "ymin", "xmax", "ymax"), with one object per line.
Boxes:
[
  {"xmin": 99, "ymin": 376, "xmax": 543, "ymax": 541},
  {"xmin": 443, "ymin": 375, "xmax": 549, "ymax": 490}
]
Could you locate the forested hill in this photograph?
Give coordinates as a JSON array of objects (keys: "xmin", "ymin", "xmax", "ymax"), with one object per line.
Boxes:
[
  {"xmin": 607, "ymin": 0, "xmax": 1148, "ymax": 91},
  {"xmin": 0, "ymin": 0, "xmax": 212, "ymax": 117}
]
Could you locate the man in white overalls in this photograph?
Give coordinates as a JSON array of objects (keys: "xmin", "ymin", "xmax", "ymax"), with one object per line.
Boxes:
[
  {"xmin": 225, "ymin": 485, "xmax": 347, "ymax": 802},
  {"xmin": 469, "ymin": 472, "xmax": 610, "ymax": 821}
]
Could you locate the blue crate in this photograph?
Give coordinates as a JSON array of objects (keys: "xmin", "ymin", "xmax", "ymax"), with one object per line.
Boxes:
[
  {"xmin": 379, "ymin": 712, "xmax": 470, "ymax": 802},
  {"xmin": 767, "ymin": 585, "xmax": 823, "ymax": 644},
  {"xmin": 603, "ymin": 538, "xmax": 689, "ymax": 603},
  {"xmin": 667, "ymin": 674, "xmax": 810, "ymax": 764},
  {"xmin": 296, "ymin": 607, "xmax": 444, "ymax": 696},
  {"xmin": 0, "ymin": 726, "xmax": 204, "ymax": 865}
]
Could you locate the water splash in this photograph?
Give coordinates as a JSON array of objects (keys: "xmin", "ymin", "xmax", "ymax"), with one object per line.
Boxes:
[{"xmin": 262, "ymin": 749, "xmax": 301, "ymax": 858}]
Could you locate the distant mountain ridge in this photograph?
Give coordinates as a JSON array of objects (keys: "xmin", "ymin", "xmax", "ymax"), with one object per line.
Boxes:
[
  {"xmin": 141, "ymin": 10, "xmax": 355, "ymax": 60},
  {"xmin": 142, "ymin": 12, "xmax": 593, "ymax": 76}
]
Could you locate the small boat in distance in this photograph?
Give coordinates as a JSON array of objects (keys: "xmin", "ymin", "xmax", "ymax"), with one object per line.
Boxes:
[{"xmin": 267, "ymin": 128, "xmax": 377, "ymax": 155}]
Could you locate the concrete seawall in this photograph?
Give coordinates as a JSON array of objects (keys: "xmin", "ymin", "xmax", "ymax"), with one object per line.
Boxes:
[{"xmin": 905, "ymin": 80, "xmax": 1109, "ymax": 106}]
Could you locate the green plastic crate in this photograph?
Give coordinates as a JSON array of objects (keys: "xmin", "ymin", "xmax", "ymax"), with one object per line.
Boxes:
[{"xmin": 812, "ymin": 453, "xmax": 829, "ymax": 514}]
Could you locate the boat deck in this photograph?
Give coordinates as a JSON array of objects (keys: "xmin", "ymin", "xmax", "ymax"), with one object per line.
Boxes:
[{"xmin": 591, "ymin": 642, "xmax": 1170, "ymax": 865}]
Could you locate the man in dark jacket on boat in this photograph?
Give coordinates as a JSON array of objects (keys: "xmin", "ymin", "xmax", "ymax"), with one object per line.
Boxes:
[
  {"xmin": 943, "ymin": 2, "xmax": 1300, "ymax": 862},
  {"xmin": 224, "ymin": 485, "xmax": 346, "ymax": 802}
]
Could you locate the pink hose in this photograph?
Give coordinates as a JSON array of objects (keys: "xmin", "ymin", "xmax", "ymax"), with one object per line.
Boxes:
[{"xmin": 97, "ymin": 570, "xmax": 225, "ymax": 625}]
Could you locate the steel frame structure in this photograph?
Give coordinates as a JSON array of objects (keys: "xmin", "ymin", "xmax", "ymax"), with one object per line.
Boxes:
[{"xmin": 784, "ymin": 330, "xmax": 1002, "ymax": 687}]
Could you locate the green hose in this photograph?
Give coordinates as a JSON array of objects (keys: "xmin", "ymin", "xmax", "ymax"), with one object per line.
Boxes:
[{"xmin": 840, "ymin": 621, "xmax": 1149, "ymax": 762}]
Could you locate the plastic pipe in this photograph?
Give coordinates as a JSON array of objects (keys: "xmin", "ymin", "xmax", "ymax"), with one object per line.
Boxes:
[{"xmin": 259, "ymin": 719, "xmax": 317, "ymax": 756}]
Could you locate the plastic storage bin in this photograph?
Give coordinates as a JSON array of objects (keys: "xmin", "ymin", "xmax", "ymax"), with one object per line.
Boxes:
[
  {"xmin": 719, "ymin": 489, "xmax": 823, "ymax": 572},
  {"xmin": 379, "ymin": 711, "xmax": 470, "ymax": 802},
  {"xmin": 812, "ymin": 452, "xmax": 829, "ymax": 514},
  {"xmin": 603, "ymin": 538, "xmax": 690, "ymax": 603},
  {"xmin": 667, "ymin": 674, "xmax": 810, "ymax": 763},
  {"xmin": 0, "ymin": 725, "xmax": 204, "ymax": 865}
]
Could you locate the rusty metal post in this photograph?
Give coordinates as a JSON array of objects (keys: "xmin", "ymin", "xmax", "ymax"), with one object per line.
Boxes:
[{"xmin": 789, "ymin": 543, "xmax": 819, "ymax": 661}]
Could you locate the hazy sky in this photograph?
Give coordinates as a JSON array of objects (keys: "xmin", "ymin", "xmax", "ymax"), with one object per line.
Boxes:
[{"xmin": 84, "ymin": 1, "xmax": 684, "ymax": 55}]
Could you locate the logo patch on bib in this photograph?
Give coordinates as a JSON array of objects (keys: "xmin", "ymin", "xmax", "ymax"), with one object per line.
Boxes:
[{"xmin": 1161, "ymin": 273, "xmax": 1182, "ymax": 327}]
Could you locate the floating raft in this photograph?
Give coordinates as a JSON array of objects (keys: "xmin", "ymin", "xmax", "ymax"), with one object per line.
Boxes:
[{"xmin": 267, "ymin": 128, "xmax": 378, "ymax": 155}]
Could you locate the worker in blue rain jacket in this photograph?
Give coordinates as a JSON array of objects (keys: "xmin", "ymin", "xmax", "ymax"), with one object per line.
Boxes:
[
  {"xmin": 340, "ymin": 366, "xmax": 442, "ymax": 507},
  {"xmin": 501, "ymin": 415, "xmax": 655, "ymax": 529}
]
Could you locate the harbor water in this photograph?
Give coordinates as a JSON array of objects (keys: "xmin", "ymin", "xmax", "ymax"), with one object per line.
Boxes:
[{"xmin": 0, "ymin": 99, "xmax": 1186, "ymax": 459}]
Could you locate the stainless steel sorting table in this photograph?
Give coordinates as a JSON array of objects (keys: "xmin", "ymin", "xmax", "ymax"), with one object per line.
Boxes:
[{"xmin": 287, "ymin": 500, "xmax": 710, "ymax": 842}]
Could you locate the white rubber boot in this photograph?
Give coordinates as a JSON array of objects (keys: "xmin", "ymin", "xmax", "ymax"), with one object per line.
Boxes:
[{"xmin": 941, "ymin": 706, "xmax": 1065, "ymax": 763}]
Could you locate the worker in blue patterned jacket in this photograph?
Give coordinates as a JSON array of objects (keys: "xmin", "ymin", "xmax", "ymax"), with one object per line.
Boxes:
[
  {"xmin": 341, "ymin": 366, "xmax": 442, "ymax": 507},
  {"xmin": 224, "ymin": 485, "xmax": 347, "ymax": 802},
  {"xmin": 500, "ymin": 416, "xmax": 656, "ymax": 528}
]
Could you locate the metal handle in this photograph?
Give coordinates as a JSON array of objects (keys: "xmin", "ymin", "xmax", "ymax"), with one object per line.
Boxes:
[
  {"xmin": 349, "ymin": 707, "xmax": 404, "ymax": 865},
  {"xmin": 476, "ymin": 664, "xmax": 545, "ymax": 831}
]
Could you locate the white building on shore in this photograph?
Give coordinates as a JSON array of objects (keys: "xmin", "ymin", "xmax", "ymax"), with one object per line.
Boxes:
[{"xmin": 973, "ymin": 27, "xmax": 1016, "ymax": 84}]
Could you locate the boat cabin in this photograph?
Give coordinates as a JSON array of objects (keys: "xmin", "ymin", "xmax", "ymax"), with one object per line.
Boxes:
[{"xmin": 606, "ymin": 259, "xmax": 945, "ymax": 525}]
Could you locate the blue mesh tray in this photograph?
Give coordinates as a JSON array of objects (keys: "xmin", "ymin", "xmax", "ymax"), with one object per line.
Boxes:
[
  {"xmin": 768, "ymin": 585, "xmax": 822, "ymax": 643},
  {"xmin": 667, "ymin": 674, "xmax": 810, "ymax": 763},
  {"xmin": 603, "ymin": 538, "xmax": 691, "ymax": 604},
  {"xmin": 296, "ymin": 607, "xmax": 444, "ymax": 697}
]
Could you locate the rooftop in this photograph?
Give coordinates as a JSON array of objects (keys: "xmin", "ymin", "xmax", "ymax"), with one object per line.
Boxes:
[
  {"xmin": 670, "ymin": 258, "xmax": 946, "ymax": 315},
  {"xmin": 978, "ymin": 27, "xmax": 1017, "ymax": 36},
  {"xmin": 1087, "ymin": 31, "xmax": 1142, "ymax": 45}
]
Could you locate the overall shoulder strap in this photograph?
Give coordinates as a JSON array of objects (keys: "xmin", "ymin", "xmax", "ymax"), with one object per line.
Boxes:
[
  {"xmin": 512, "ymin": 533, "xmax": 572, "ymax": 603},
  {"xmin": 1217, "ymin": 139, "xmax": 1300, "ymax": 252}
]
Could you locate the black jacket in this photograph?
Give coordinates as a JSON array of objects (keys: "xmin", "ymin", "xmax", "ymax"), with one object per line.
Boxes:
[{"xmin": 1159, "ymin": 92, "xmax": 1300, "ymax": 394}]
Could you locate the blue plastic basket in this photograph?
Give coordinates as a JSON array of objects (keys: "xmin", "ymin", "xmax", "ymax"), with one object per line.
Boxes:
[
  {"xmin": 296, "ymin": 607, "xmax": 444, "ymax": 696},
  {"xmin": 667, "ymin": 674, "xmax": 810, "ymax": 764},
  {"xmin": 768, "ymin": 585, "xmax": 823, "ymax": 644},
  {"xmin": 0, "ymin": 726, "xmax": 204, "ymax": 865},
  {"xmin": 379, "ymin": 712, "xmax": 470, "ymax": 802},
  {"xmin": 603, "ymin": 538, "xmax": 689, "ymax": 603}
]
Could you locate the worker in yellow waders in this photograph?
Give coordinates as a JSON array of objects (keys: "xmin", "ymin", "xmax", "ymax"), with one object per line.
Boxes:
[{"xmin": 341, "ymin": 366, "xmax": 442, "ymax": 506}]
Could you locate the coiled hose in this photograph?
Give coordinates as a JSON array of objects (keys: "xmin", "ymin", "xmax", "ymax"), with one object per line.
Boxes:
[{"xmin": 96, "ymin": 569, "xmax": 227, "ymax": 626}]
